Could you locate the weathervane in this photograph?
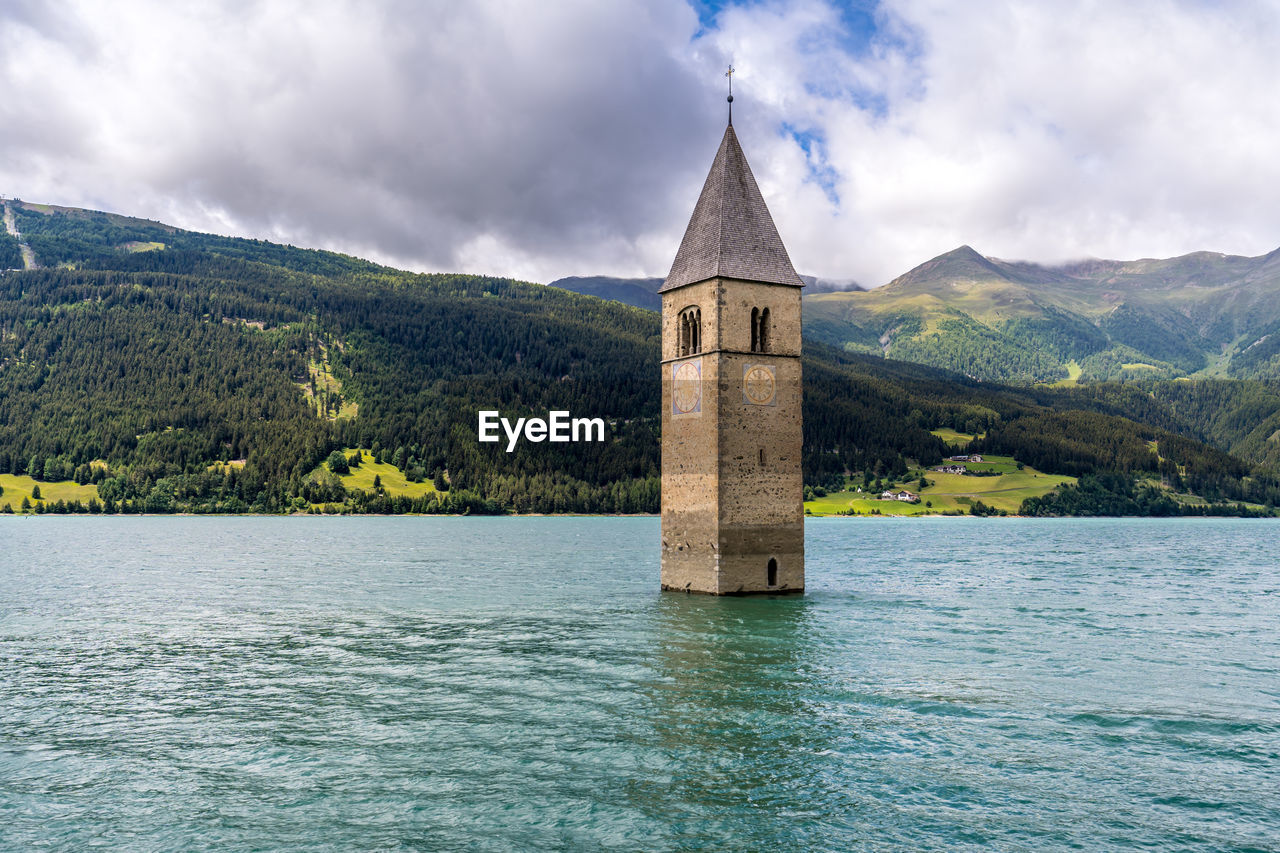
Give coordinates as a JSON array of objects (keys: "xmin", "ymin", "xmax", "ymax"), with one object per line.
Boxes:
[{"xmin": 726, "ymin": 64, "xmax": 735, "ymax": 125}]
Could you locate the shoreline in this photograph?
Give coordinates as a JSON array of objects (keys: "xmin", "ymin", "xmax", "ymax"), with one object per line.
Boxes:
[{"xmin": 2, "ymin": 511, "xmax": 1273, "ymax": 520}]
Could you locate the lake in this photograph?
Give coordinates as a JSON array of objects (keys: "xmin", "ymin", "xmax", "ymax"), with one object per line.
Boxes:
[{"xmin": 1, "ymin": 517, "xmax": 1278, "ymax": 851}]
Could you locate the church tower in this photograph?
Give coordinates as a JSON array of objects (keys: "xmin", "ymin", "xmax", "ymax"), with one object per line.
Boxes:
[{"xmin": 660, "ymin": 113, "xmax": 805, "ymax": 595}]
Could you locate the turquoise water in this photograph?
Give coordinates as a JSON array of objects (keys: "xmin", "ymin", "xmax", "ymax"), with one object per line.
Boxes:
[{"xmin": 1, "ymin": 517, "xmax": 1278, "ymax": 851}]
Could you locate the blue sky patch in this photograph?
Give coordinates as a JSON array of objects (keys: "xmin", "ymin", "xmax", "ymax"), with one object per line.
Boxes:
[{"xmin": 782, "ymin": 122, "xmax": 841, "ymax": 205}]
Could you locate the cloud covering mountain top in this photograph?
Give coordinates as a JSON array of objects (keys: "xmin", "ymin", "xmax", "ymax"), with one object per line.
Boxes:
[{"xmin": 4, "ymin": 0, "xmax": 1280, "ymax": 287}]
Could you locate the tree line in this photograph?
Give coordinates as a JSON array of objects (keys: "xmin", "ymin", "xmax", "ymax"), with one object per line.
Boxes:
[{"xmin": 3, "ymin": 204, "xmax": 1277, "ymax": 515}]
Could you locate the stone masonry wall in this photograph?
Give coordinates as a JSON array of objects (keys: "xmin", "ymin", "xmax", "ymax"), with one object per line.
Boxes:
[
  {"xmin": 661, "ymin": 277, "xmax": 804, "ymax": 595},
  {"xmin": 661, "ymin": 281, "xmax": 720, "ymax": 592},
  {"xmin": 713, "ymin": 278, "xmax": 802, "ymax": 358}
]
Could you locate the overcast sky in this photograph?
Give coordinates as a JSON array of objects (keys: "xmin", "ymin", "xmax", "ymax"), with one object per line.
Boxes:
[{"xmin": 4, "ymin": 0, "xmax": 1280, "ymax": 287}]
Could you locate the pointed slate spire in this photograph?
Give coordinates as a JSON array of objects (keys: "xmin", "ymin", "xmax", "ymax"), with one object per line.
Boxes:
[{"xmin": 661, "ymin": 124, "xmax": 804, "ymax": 292}]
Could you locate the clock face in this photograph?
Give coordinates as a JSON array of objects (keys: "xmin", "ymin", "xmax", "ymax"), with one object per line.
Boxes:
[
  {"xmin": 742, "ymin": 364, "xmax": 776, "ymax": 406},
  {"xmin": 672, "ymin": 359, "xmax": 702, "ymax": 415}
]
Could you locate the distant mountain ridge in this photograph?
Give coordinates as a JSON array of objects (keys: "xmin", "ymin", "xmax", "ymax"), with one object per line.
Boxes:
[
  {"xmin": 548, "ymin": 273, "xmax": 863, "ymax": 311},
  {"xmin": 805, "ymin": 244, "xmax": 1280, "ymax": 384},
  {"xmin": 546, "ymin": 276, "xmax": 663, "ymax": 311},
  {"xmin": 558, "ymin": 243, "xmax": 1280, "ymax": 384}
]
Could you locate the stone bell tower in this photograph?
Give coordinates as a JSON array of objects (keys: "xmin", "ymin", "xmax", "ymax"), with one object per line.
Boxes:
[{"xmin": 660, "ymin": 108, "xmax": 805, "ymax": 595}]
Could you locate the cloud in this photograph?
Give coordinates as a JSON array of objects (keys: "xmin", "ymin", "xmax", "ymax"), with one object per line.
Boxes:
[
  {"xmin": 3, "ymin": 1, "xmax": 1280, "ymax": 286},
  {"xmin": 714, "ymin": 0, "xmax": 1280, "ymax": 285},
  {"xmin": 0, "ymin": 0, "xmax": 727, "ymax": 281}
]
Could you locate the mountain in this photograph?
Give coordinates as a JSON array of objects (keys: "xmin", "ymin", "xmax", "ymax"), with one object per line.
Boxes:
[
  {"xmin": 547, "ymin": 275, "xmax": 662, "ymax": 311},
  {"xmin": 0, "ymin": 200, "xmax": 958, "ymax": 513},
  {"xmin": 801, "ymin": 275, "xmax": 865, "ymax": 294},
  {"xmin": 1, "ymin": 199, "xmax": 1277, "ymax": 515},
  {"xmin": 546, "ymin": 273, "xmax": 862, "ymax": 311},
  {"xmin": 806, "ymin": 244, "xmax": 1280, "ymax": 383}
]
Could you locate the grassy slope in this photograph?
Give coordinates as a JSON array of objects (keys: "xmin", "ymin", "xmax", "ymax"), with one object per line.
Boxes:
[
  {"xmin": 804, "ymin": 455, "xmax": 1074, "ymax": 516},
  {"xmin": 0, "ymin": 474, "xmax": 99, "ymax": 512},
  {"xmin": 311, "ymin": 449, "xmax": 437, "ymax": 500},
  {"xmin": 930, "ymin": 427, "xmax": 980, "ymax": 447},
  {"xmin": 301, "ymin": 346, "xmax": 358, "ymax": 421}
]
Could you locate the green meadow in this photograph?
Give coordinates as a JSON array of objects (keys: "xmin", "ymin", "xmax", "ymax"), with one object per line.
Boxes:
[
  {"xmin": 0, "ymin": 474, "xmax": 100, "ymax": 512},
  {"xmin": 310, "ymin": 449, "xmax": 438, "ymax": 500},
  {"xmin": 804, "ymin": 455, "xmax": 1075, "ymax": 517},
  {"xmin": 1050, "ymin": 360, "xmax": 1085, "ymax": 387},
  {"xmin": 121, "ymin": 240, "xmax": 166, "ymax": 253},
  {"xmin": 929, "ymin": 427, "xmax": 982, "ymax": 447},
  {"xmin": 300, "ymin": 346, "xmax": 358, "ymax": 421}
]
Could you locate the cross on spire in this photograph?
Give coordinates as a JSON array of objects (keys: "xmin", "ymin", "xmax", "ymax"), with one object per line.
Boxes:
[{"xmin": 725, "ymin": 64, "xmax": 735, "ymax": 125}]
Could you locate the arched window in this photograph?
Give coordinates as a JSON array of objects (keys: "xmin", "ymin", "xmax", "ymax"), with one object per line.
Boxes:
[
  {"xmin": 767, "ymin": 558, "xmax": 778, "ymax": 587},
  {"xmin": 679, "ymin": 306, "xmax": 702, "ymax": 356},
  {"xmin": 750, "ymin": 306, "xmax": 771, "ymax": 353}
]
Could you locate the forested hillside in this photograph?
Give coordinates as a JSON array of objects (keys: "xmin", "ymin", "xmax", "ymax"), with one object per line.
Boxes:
[{"xmin": 1, "ymin": 201, "xmax": 1277, "ymax": 515}]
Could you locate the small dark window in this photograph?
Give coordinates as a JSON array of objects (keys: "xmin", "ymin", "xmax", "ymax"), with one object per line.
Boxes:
[
  {"xmin": 758, "ymin": 448, "xmax": 766, "ymax": 466},
  {"xmin": 767, "ymin": 558, "xmax": 778, "ymax": 587},
  {"xmin": 750, "ymin": 306, "xmax": 771, "ymax": 353}
]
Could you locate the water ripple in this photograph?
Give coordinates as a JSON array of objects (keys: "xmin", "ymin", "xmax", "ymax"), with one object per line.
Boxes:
[{"xmin": 1, "ymin": 516, "xmax": 1278, "ymax": 851}]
